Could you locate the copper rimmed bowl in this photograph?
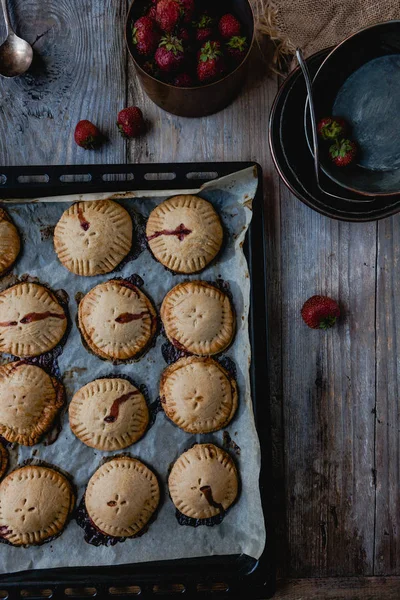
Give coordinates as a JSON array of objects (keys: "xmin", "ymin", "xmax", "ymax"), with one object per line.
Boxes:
[{"xmin": 125, "ymin": 0, "xmax": 254, "ymax": 118}]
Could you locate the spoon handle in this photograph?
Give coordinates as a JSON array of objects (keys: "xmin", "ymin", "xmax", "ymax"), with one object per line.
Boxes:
[{"xmin": 0, "ymin": 0, "xmax": 12, "ymax": 35}]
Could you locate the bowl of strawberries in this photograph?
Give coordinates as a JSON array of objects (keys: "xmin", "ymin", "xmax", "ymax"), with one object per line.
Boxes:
[{"xmin": 125, "ymin": 0, "xmax": 254, "ymax": 117}]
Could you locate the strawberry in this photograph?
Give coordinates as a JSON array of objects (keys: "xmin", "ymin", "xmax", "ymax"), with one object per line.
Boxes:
[
  {"xmin": 329, "ymin": 138, "xmax": 357, "ymax": 167},
  {"xmin": 132, "ymin": 16, "xmax": 160, "ymax": 55},
  {"xmin": 193, "ymin": 14, "xmax": 215, "ymax": 44},
  {"xmin": 156, "ymin": 0, "xmax": 181, "ymax": 33},
  {"xmin": 117, "ymin": 107, "xmax": 145, "ymax": 138},
  {"xmin": 318, "ymin": 117, "xmax": 347, "ymax": 140},
  {"xmin": 197, "ymin": 40, "xmax": 225, "ymax": 83},
  {"xmin": 177, "ymin": 26, "xmax": 191, "ymax": 47},
  {"xmin": 147, "ymin": 5, "xmax": 157, "ymax": 19},
  {"xmin": 226, "ymin": 35, "xmax": 247, "ymax": 64},
  {"xmin": 155, "ymin": 35, "xmax": 185, "ymax": 73},
  {"xmin": 179, "ymin": 0, "xmax": 195, "ymax": 24},
  {"xmin": 301, "ymin": 295, "xmax": 340, "ymax": 330},
  {"xmin": 74, "ymin": 120, "xmax": 104, "ymax": 150},
  {"xmin": 173, "ymin": 72, "xmax": 193, "ymax": 87},
  {"xmin": 218, "ymin": 13, "xmax": 241, "ymax": 39}
]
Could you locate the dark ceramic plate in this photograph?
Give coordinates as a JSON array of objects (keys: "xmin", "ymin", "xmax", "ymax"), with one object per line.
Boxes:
[
  {"xmin": 305, "ymin": 21, "xmax": 400, "ymax": 196},
  {"xmin": 269, "ymin": 49, "xmax": 400, "ymax": 221}
]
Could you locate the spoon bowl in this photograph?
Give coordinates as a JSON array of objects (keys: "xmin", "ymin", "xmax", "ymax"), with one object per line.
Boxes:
[{"xmin": 0, "ymin": 32, "xmax": 33, "ymax": 77}]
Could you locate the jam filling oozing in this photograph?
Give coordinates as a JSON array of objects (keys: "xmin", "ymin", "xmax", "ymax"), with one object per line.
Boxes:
[
  {"xmin": 104, "ymin": 390, "xmax": 141, "ymax": 423},
  {"xmin": 147, "ymin": 223, "xmax": 192, "ymax": 242},
  {"xmin": 0, "ymin": 312, "xmax": 65, "ymax": 327},
  {"xmin": 115, "ymin": 311, "xmax": 148, "ymax": 324},
  {"xmin": 200, "ymin": 485, "xmax": 225, "ymax": 515},
  {"xmin": 77, "ymin": 207, "xmax": 90, "ymax": 231}
]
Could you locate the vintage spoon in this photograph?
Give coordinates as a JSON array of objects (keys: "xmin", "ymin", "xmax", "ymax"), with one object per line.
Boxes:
[{"xmin": 0, "ymin": 0, "xmax": 33, "ymax": 77}]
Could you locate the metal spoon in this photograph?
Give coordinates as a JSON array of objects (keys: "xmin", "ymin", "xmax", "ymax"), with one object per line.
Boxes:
[{"xmin": 0, "ymin": 0, "xmax": 32, "ymax": 77}]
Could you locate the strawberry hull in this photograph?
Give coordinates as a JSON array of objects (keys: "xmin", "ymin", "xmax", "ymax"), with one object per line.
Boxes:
[{"xmin": 125, "ymin": 0, "xmax": 254, "ymax": 117}]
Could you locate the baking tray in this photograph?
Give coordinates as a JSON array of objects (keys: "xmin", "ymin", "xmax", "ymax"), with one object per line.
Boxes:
[{"xmin": 0, "ymin": 162, "xmax": 275, "ymax": 600}]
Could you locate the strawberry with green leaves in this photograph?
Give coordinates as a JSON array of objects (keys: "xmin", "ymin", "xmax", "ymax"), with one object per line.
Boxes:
[
  {"xmin": 156, "ymin": 0, "xmax": 181, "ymax": 32},
  {"xmin": 74, "ymin": 120, "xmax": 104, "ymax": 150},
  {"xmin": 117, "ymin": 107, "xmax": 145, "ymax": 138},
  {"xmin": 318, "ymin": 117, "xmax": 347, "ymax": 140},
  {"xmin": 132, "ymin": 16, "xmax": 160, "ymax": 56},
  {"xmin": 329, "ymin": 138, "xmax": 357, "ymax": 167},
  {"xmin": 193, "ymin": 14, "xmax": 215, "ymax": 44},
  {"xmin": 226, "ymin": 36, "xmax": 247, "ymax": 64},
  {"xmin": 197, "ymin": 40, "xmax": 225, "ymax": 84},
  {"xmin": 301, "ymin": 295, "xmax": 340, "ymax": 329},
  {"xmin": 155, "ymin": 35, "xmax": 185, "ymax": 73}
]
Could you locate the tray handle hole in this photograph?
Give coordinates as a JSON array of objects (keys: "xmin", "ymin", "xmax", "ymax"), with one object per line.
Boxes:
[
  {"xmin": 0, "ymin": 591, "xmax": 8, "ymax": 599},
  {"xmin": 108, "ymin": 587, "xmax": 141, "ymax": 596},
  {"xmin": 196, "ymin": 583, "xmax": 229, "ymax": 592},
  {"xmin": 59, "ymin": 174, "xmax": 92, "ymax": 183},
  {"xmin": 102, "ymin": 173, "xmax": 134, "ymax": 182},
  {"xmin": 144, "ymin": 172, "xmax": 176, "ymax": 181},
  {"xmin": 153, "ymin": 584, "xmax": 185, "ymax": 594},
  {"xmin": 20, "ymin": 590, "xmax": 53, "ymax": 598},
  {"xmin": 186, "ymin": 171, "xmax": 218, "ymax": 180},
  {"xmin": 17, "ymin": 175, "xmax": 49, "ymax": 184},
  {"xmin": 64, "ymin": 588, "xmax": 97, "ymax": 597}
]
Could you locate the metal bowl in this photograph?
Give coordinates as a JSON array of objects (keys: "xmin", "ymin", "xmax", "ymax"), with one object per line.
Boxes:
[
  {"xmin": 125, "ymin": 0, "xmax": 254, "ymax": 118},
  {"xmin": 304, "ymin": 20, "xmax": 400, "ymax": 197}
]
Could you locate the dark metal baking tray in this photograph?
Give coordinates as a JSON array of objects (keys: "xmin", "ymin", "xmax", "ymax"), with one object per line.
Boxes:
[{"xmin": 0, "ymin": 162, "xmax": 274, "ymax": 599}]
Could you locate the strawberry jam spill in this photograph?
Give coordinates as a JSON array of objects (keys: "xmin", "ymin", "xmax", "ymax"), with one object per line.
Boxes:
[
  {"xmin": 161, "ymin": 341, "xmax": 188, "ymax": 364},
  {"xmin": 175, "ymin": 508, "xmax": 225, "ymax": 528},
  {"xmin": 222, "ymin": 431, "xmax": 241, "ymax": 456},
  {"xmin": 200, "ymin": 485, "xmax": 225, "ymax": 515},
  {"xmin": 104, "ymin": 390, "xmax": 141, "ymax": 423},
  {"xmin": 147, "ymin": 223, "xmax": 192, "ymax": 242},
  {"xmin": 148, "ymin": 396, "xmax": 163, "ymax": 428},
  {"xmin": 75, "ymin": 496, "xmax": 126, "ymax": 547},
  {"xmin": 77, "ymin": 207, "xmax": 90, "ymax": 231},
  {"xmin": 20, "ymin": 311, "xmax": 66, "ymax": 324},
  {"xmin": 115, "ymin": 311, "xmax": 148, "ymax": 324},
  {"xmin": 218, "ymin": 356, "xmax": 237, "ymax": 379}
]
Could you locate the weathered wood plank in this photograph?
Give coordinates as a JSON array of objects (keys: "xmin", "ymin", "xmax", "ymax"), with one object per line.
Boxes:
[
  {"xmin": 280, "ymin": 184, "xmax": 377, "ymax": 576},
  {"xmin": 374, "ymin": 214, "xmax": 400, "ymax": 575},
  {"xmin": 275, "ymin": 577, "xmax": 400, "ymax": 599},
  {"xmin": 0, "ymin": 0, "xmax": 126, "ymax": 166}
]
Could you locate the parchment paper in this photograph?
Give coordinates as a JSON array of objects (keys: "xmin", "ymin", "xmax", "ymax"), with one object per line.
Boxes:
[{"xmin": 0, "ymin": 166, "xmax": 266, "ymax": 574}]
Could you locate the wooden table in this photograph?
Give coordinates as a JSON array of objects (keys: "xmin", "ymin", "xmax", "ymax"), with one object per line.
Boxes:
[{"xmin": 1, "ymin": 2, "xmax": 399, "ymax": 598}]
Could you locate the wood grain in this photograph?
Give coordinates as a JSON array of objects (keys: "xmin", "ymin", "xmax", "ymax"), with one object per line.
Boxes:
[
  {"xmin": 0, "ymin": 0, "xmax": 399, "ymax": 585},
  {"xmin": 275, "ymin": 577, "xmax": 400, "ymax": 599}
]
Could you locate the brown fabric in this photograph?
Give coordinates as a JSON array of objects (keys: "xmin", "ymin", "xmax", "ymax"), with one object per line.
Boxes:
[{"xmin": 255, "ymin": 0, "xmax": 400, "ymax": 65}]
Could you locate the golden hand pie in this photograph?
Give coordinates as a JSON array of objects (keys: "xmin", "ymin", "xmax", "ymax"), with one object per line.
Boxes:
[
  {"xmin": 160, "ymin": 281, "xmax": 235, "ymax": 356},
  {"xmin": 0, "ymin": 361, "xmax": 64, "ymax": 446},
  {"xmin": 69, "ymin": 377, "xmax": 149, "ymax": 451},
  {"xmin": 0, "ymin": 465, "xmax": 75, "ymax": 546},
  {"xmin": 54, "ymin": 200, "xmax": 132, "ymax": 276},
  {"xmin": 146, "ymin": 195, "xmax": 223, "ymax": 274},
  {"xmin": 168, "ymin": 444, "xmax": 238, "ymax": 519},
  {"xmin": 78, "ymin": 279, "xmax": 157, "ymax": 361},
  {"xmin": 0, "ymin": 283, "xmax": 67, "ymax": 357},
  {"xmin": 0, "ymin": 208, "xmax": 20, "ymax": 277},
  {"xmin": 160, "ymin": 356, "xmax": 238, "ymax": 433},
  {"xmin": 85, "ymin": 457, "xmax": 160, "ymax": 538}
]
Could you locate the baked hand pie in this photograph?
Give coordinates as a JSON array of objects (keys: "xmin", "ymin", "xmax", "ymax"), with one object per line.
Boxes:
[
  {"xmin": 84, "ymin": 457, "xmax": 160, "ymax": 538},
  {"xmin": 0, "ymin": 465, "xmax": 75, "ymax": 546},
  {"xmin": 0, "ymin": 442, "xmax": 8, "ymax": 480},
  {"xmin": 0, "ymin": 208, "xmax": 20, "ymax": 277},
  {"xmin": 0, "ymin": 361, "xmax": 65, "ymax": 446},
  {"xmin": 0, "ymin": 283, "xmax": 67, "ymax": 357},
  {"xmin": 78, "ymin": 279, "xmax": 157, "ymax": 361},
  {"xmin": 54, "ymin": 200, "xmax": 132, "ymax": 276},
  {"xmin": 146, "ymin": 195, "xmax": 223, "ymax": 274},
  {"xmin": 160, "ymin": 281, "xmax": 235, "ymax": 356},
  {"xmin": 168, "ymin": 444, "xmax": 238, "ymax": 519},
  {"xmin": 160, "ymin": 356, "xmax": 238, "ymax": 433},
  {"xmin": 69, "ymin": 377, "xmax": 149, "ymax": 451}
]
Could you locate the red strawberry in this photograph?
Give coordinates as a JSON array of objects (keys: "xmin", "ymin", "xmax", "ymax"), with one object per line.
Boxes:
[
  {"xmin": 74, "ymin": 120, "xmax": 104, "ymax": 150},
  {"xmin": 156, "ymin": 0, "xmax": 181, "ymax": 32},
  {"xmin": 329, "ymin": 138, "xmax": 357, "ymax": 167},
  {"xmin": 226, "ymin": 35, "xmax": 248, "ymax": 64},
  {"xmin": 301, "ymin": 295, "xmax": 340, "ymax": 329},
  {"xmin": 117, "ymin": 107, "xmax": 145, "ymax": 138},
  {"xmin": 193, "ymin": 14, "xmax": 215, "ymax": 44},
  {"xmin": 177, "ymin": 26, "xmax": 191, "ymax": 46},
  {"xmin": 155, "ymin": 35, "xmax": 185, "ymax": 73},
  {"xmin": 132, "ymin": 16, "xmax": 160, "ymax": 55},
  {"xmin": 197, "ymin": 40, "xmax": 225, "ymax": 84},
  {"xmin": 318, "ymin": 117, "xmax": 347, "ymax": 140},
  {"xmin": 147, "ymin": 5, "xmax": 157, "ymax": 19},
  {"xmin": 218, "ymin": 14, "xmax": 241, "ymax": 39},
  {"xmin": 179, "ymin": 0, "xmax": 195, "ymax": 23},
  {"xmin": 173, "ymin": 72, "xmax": 193, "ymax": 87}
]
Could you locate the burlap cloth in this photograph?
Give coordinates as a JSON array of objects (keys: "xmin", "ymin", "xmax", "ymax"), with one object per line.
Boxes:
[{"xmin": 255, "ymin": 0, "xmax": 400, "ymax": 65}]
